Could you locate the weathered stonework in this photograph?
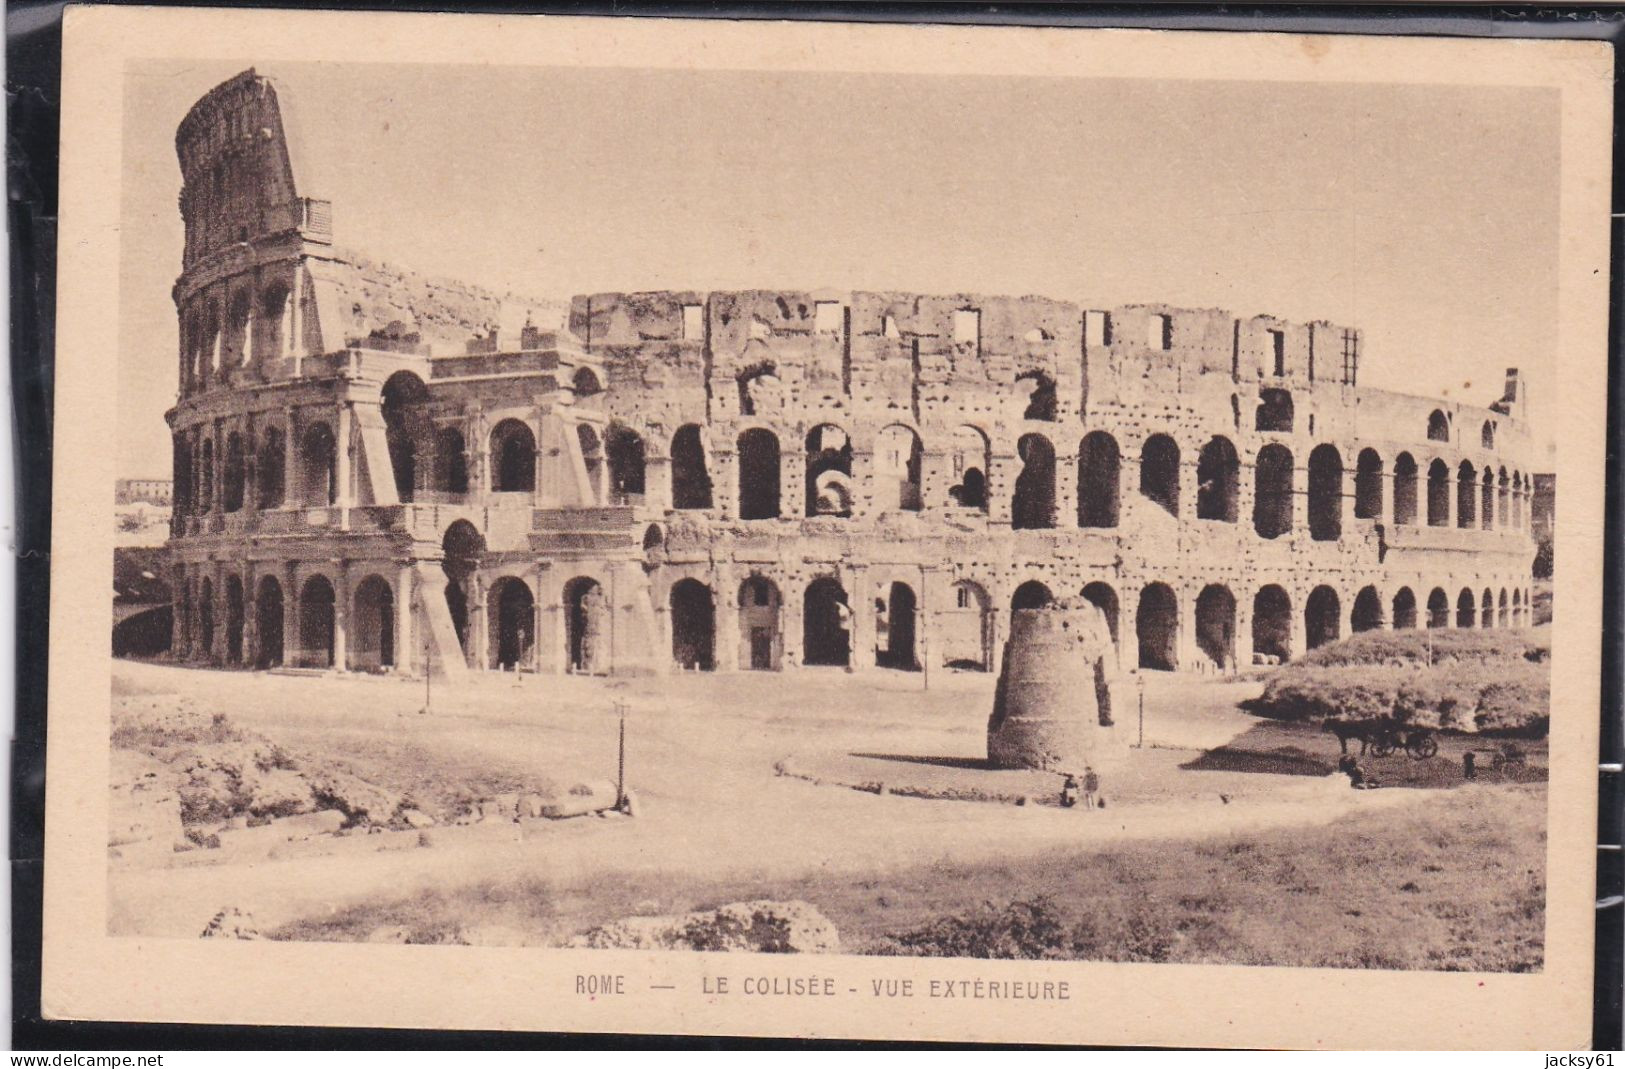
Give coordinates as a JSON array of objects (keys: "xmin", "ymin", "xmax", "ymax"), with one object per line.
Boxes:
[
  {"xmin": 988, "ymin": 599, "xmax": 1124, "ymax": 771},
  {"xmin": 165, "ymin": 71, "xmax": 1540, "ymax": 682}
]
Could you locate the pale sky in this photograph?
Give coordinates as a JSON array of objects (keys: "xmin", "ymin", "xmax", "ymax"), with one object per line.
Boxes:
[{"xmin": 117, "ymin": 59, "xmax": 1560, "ymax": 479}]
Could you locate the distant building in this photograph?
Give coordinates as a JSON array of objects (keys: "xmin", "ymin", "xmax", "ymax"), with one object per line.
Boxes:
[
  {"xmin": 116, "ymin": 478, "xmax": 174, "ymax": 506},
  {"xmin": 1531, "ymin": 473, "xmax": 1556, "ymax": 545}
]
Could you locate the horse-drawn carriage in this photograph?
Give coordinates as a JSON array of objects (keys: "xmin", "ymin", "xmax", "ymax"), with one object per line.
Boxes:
[{"xmin": 1324, "ymin": 717, "xmax": 1439, "ymax": 759}]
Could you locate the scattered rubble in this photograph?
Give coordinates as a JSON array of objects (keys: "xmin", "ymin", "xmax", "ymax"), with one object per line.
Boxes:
[{"xmin": 570, "ymin": 900, "xmax": 840, "ymax": 953}]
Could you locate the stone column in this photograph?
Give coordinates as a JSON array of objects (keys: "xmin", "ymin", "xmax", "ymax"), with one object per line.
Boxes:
[
  {"xmin": 1289, "ymin": 460, "xmax": 1308, "ymax": 536},
  {"xmin": 848, "ymin": 566, "xmax": 875, "ymax": 670},
  {"xmin": 647, "ymin": 451, "xmax": 673, "ymax": 512},
  {"xmin": 468, "ymin": 572, "xmax": 488, "ymax": 670},
  {"xmin": 471, "ymin": 405, "xmax": 490, "ymax": 505},
  {"xmin": 242, "ymin": 560, "xmax": 258, "ymax": 666},
  {"xmin": 987, "ymin": 449, "xmax": 1017, "ymax": 527},
  {"xmin": 714, "ymin": 564, "xmax": 739, "ymax": 672},
  {"xmin": 1235, "ymin": 599, "xmax": 1252, "ymax": 668},
  {"xmin": 332, "ymin": 566, "xmax": 350, "ymax": 672},
  {"xmin": 1288, "ymin": 588, "xmax": 1307, "ymax": 660},
  {"xmin": 1176, "ymin": 583, "xmax": 1197, "ymax": 674},
  {"xmin": 243, "ymin": 412, "xmax": 259, "ymax": 514},
  {"xmin": 1341, "ymin": 466, "xmax": 1358, "ymax": 535},
  {"xmin": 848, "ymin": 448, "xmax": 873, "ymax": 520},
  {"xmin": 210, "ymin": 561, "xmax": 227, "ymax": 663},
  {"xmin": 781, "ymin": 580, "xmax": 804, "ymax": 669},
  {"xmin": 335, "ymin": 402, "xmax": 353, "ymax": 525},
  {"xmin": 1056, "ymin": 444, "xmax": 1081, "ymax": 529},
  {"xmin": 170, "ymin": 562, "xmax": 186, "ymax": 659},
  {"xmin": 781, "ymin": 446, "xmax": 804, "ymax": 521},
  {"xmin": 283, "ymin": 562, "xmax": 300, "ymax": 667},
  {"xmin": 395, "ymin": 562, "xmax": 416, "ymax": 675},
  {"xmin": 712, "ymin": 447, "xmax": 738, "ymax": 519}
]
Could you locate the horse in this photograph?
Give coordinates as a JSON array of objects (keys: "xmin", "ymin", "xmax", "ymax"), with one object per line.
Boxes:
[{"xmin": 1323, "ymin": 718, "xmax": 1386, "ymax": 756}]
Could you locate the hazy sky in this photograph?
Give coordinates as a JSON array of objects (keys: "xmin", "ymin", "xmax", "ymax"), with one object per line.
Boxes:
[{"xmin": 117, "ymin": 59, "xmax": 1560, "ymax": 478}]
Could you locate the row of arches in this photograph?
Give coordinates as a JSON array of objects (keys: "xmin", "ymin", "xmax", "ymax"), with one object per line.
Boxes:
[{"xmin": 179, "ymin": 282, "xmax": 296, "ymax": 394}]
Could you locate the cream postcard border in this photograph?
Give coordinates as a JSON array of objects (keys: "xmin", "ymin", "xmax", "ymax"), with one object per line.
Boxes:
[{"xmin": 42, "ymin": 6, "xmax": 1612, "ymax": 1048}]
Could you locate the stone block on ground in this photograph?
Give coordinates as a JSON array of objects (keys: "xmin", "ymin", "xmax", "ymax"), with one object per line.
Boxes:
[{"xmin": 569, "ymin": 900, "xmax": 840, "ymax": 953}]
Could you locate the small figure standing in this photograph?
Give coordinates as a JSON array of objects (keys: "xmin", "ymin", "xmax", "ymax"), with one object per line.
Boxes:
[
  {"xmin": 1338, "ymin": 754, "xmax": 1381, "ymax": 790},
  {"xmin": 1463, "ymin": 751, "xmax": 1477, "ymax": 780},
  {"xmin": 1083, "ymin": 767, "xmax": 1100, "ymax": 809},
  {"xmin": 1059, "ymin": 774, "xmax": 1080, "ymax": 809}
]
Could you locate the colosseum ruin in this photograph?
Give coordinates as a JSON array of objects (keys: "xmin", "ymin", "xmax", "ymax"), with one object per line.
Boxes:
[{"xmin": 163, "ymin": 70, "xmax": 1539, "ymax": 683}]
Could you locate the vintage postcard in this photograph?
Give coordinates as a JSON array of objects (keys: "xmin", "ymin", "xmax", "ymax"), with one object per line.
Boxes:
[{"xmin": 43, "ymin": 7, "xmax": 1609, "ymax": 1047}]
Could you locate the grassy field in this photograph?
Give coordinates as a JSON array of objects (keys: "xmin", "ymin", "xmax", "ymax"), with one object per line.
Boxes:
[{"xmin": 271, "ymin": 782, "xmax": 1546, "ymax": 972}]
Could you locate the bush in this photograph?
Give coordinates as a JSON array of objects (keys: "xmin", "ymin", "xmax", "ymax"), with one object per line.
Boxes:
[{"xmin": 1296, "ymin": 629, "xmax": 1547, "ymax": 670}]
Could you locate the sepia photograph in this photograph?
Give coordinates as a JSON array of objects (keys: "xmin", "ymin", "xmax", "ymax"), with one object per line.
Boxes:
[{"xmin": 43, "ymin": 8, "xmax": 1610, "ymax": 1047}]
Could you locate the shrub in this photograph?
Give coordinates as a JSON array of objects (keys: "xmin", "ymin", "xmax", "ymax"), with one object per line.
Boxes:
[{"xmin": 1296, "ymin": 629, "xmax": 1546, "ymax": 670}]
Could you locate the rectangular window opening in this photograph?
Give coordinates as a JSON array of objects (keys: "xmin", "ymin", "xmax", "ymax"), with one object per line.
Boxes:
[
  {"xmin": 681, "ymin": 303, "xmax": 705, "ymax": 341},
  {"xmin": 814, "ymin": 301, "xmax": 844, "ymax": 335},
  {"xmin": 1270, "ymin": 329, "xmax": 1286, "ymax": 376},
  {"xmin": 953, "ymin": 309, "xmax": 981, "ymax": 350},
  {"xmin": 1085, "ymin": 310, "xmax": 1112, "ymax": 347},
  {"xmin": 1149, "ymin": 313, "xmax": 1172, "ymax": 350}
]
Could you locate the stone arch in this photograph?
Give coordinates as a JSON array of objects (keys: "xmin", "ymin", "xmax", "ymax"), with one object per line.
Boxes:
[
  {"xmin": 224, "ymin": 575, "xmax": 245, "ymax": 664},
  {"xmin": 298, "ymin": 575, "xmax": 336, "ymax": 668},
  {"xmin": 1482, "ymin": 465, "xmax": 1496, "ymax": 530},
  {"xmin": 805, "ymin": 424, "xmax": 853, "ymax": 517},
  {"xmin": 1427, "ymin": 459, "xmax": 1450, "ymax": 527},
  {"xmin": 875, "ymin": 424, "xmax": 924, "ymax": 511},
  {"xmin": 670, "ymin": 578, "xmax": 716, "ymax": 671},
  {"xmin": 382, "ymin": 371, "xmax": 431, "ymax": 502},
  {"xmin": 299, "ymin": 422, "xmax": 336, "ymax": 506},
  {"xmin": 352, "ymin": 574, "xmax": 396, "ymax": 671},
  {"xmin": 738, "ymin": 575, "xmax": 782, "ymax": 671},
  {"xmin": 1393, "ymin": 452, "xmax": 1419, "ymax": 526},
  {"xmin": 222, "ymin": 432, "xmax": 246, "ymax": 513},
  {"xmin": 1139, "ymin": 434, "xmax": 1180, "ymax": 517},
  {"xmin": 1256, "ymin": 388, "xmax": 1294, "ymax": 432},
  {"xmin": 441, "ymin": 520, "xmax": 485, "ymax": 657},
  {"xmin": 1513, "ymin": 588, "xmax": 1523, "ymax": 627},
  {"xmin": 199, "ymin": 437, "xmax": 215, "ymax": 512},
  {"xmin": 1254, "ymin": 443, "xmax": 1293, "ymax": 539},
  {"xmin": 949, "ymin": 426, "xmax": 991, "ymax": 511},
  {"xmin": 1498, "ymin": 587, "xmax": 1510, "ymax": 628},
  {"xmin": 1456, "ymin": 587, "xmax": 1476, "ymax": 629},
  {"xmin": 1456, "ymin": 460, "xmax": 1477, "ymax": 529},
  {"xmin": 486, "ymin": 577, "xmax": 535, "ymax": 670},
  {"xmin": 671, "ymin": 424, "xmax": 713, "ymax": 509},
  {"xmin": 945, "ymin": 579, "xmax": 992, "ymax": 671},
  {"xmin": 226, "ymin": 287, "xmax": 252, "ymax": 366},
  {"xmin": 1498, "ymin": 466, "xmax": 1510, "ymax": 527},
  {"xmin": 1305, "ymin": 585, "xmax": 1341, "ymax": 649},
  {"xmin": 1482, "ymin": 420, "xmax": 1496, "ymax": 450},
  {"xmin": 737, "ymin": 428, "xmax": 782, "ymax": 519},
  {"xmin": 1011, "ymin": 579, "xmax": 1054, "ymax": 612},
  {"xmin": 564, "ymin": 576, "xmax": 609, "ymax": 674},
  {"xmin": 802, "ymin": 576, "xmax": 851, "ymax": 667},
  {"xmin": 1308, "ymin": 444, "xmax": 1343, "ymax": 541},
  {"xmin": 490, "ymin": 419, "xmax": 537, "ymax": 493},
  {"xmin": 1012, "ymin": 433, "xmax": 1057, "ymax": 530},
  {"xmin": 255, "ymin": 575, "xmax": 284, "ymax": 668},
  {"xmin": 607, "ymin": 423, "xmax": 647, "ymax": 500},
  {"xmin": 1427, "ymin": 587, "xmax": 1450, "ymax": 629},
  {"xmin": 1481, "ymin": 588, "xmax": 1495, "ymax": 630},
  {"xmin": 572, "ymin": 366, "xmax": 603, "ymax": 398},
  {"xmin": 259, "ymin": 283, "xmax": 290, "ymax": 358},
  {"xmin": 1136, "ymin": 582, "xmax": 1178, "ymax": 671},
  {"xmin": 1077, "ymin": 431, "xmax": 1121, "ymax": 528},
  {"xmin": 1427, "ymin": 409, "xmax": 1450, "ymax": 442},
  {"xmin": 1197, "ymin": 436, "xmax": 1239, "ymax": 523},
  {"xmin": 736, "ymin": 362, "xmax": 781, "ymax": 417},
  {"xmin": 1352, "ymin": 585, "xmax": 1383, "ymax": 633},
  {"xmin": 1253, "ymin": 584, "xmax": 1292, "ymax": 662},
  {"xmin": 876, "ymin": 581, "xmax": 920, "ymax": 671},
  {"xmin": 1355, "ymin": 448, "xmax": 1383, "ymax": 520},
  {"xmin": 1195, "ymin": 584, "xmax": 1236, "ymax": 671},
  {"xmin": 1016, "ymin": 369, "xmax": 1058, "ymax": 422},
  {"xmin": 257, "ymin": 426, "xmax": 285, "ymax": 508},
  {"xmin": 1081, "ymin": 581, "xmax": 1120, "ymax": 647},
  {"xmin": 1392, "ymin": 586, "xmax": 1417, "ymax": 630}
]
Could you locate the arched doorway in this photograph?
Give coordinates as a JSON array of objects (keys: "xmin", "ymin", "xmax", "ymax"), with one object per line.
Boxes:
[
  {"xmin": 300, "ymin": 423, "xmax": 336, "ymax": 506},
  {"xmin": 737, "ymin": 428, "xmax": 781, "ymax": 519},
  {"xmin": 1393, "ymin": 453, "xmax": 1419, "ymax": 525},
  {"xmin": 1427, "ymin": 460, "xmax": 1450, "ymax": 527},
  {"xmin": 802, "ymin": 577, "xmax": 850, "ymax": 667},
  {"xmin": 224, "ymin": 575, "xmax": 244, "ymax": 664},
  {"xmin": 671, "ymin": 424, "xmax": 712, "ymax": 509},
  {"xmin": 491, "ymin": 420, "xmax": 537, "ymax": 493},
  {"xmin": 1254, "ymin": 444, "xmax": 1294, "ymax": 539},
  {"xmin": 1140, "ymin": 435, "xmax": 1180, "ymax": 517},
  {"xmin": 258, "ymin": 427, "xmax": 286, "ymax": 508},
  {"xmin": 435, "ymin": 427, "xmax": 469, "ymax": 495},
  {"xmin": 1012, "ymin": 434, "xmax": 1056, "ymax": 529},
  {"xmin": 1195, "ymin": 584, "xmax": 1236, "ymax": 671},
  {"xmin": 670, "ymin": 579, "xmax": 715, "ymax": 671},
  {"xmin": 1196, "ymin": 437, "xmax": 1239, "ymax": 523},
  {"xmin": 441, "ymin": 520, "xmax": 484, "ymax": 660},
  {"xmin": 1252, "ymin": 585, "xmax": 1291, "ymax": 663},
  {"xmin": 1355, "ymin": 448, "xmax": 1383, "ymax": 520},
  {"xmin": 1308, "ymin": 445, "xmax": 1342, "ymax": 541},
  {"xmin": 1305, "ymin": 586, "xmax": 1340, "ymax": 649},
  {"xmin": 298, "ymin": 575, "xmax": 336, "ymax": 668},
  {"xmin": 489, "ymin": 577, "xmax": 535, "ymax": 670},
  {"xmin": 1081, "ymin": 581, "xmax": 1120, "ymax": 647},
  {"xmin": 1137, "ymin": 583, "xmax": 1178, "ymax": 671},
  {"xmin": 1457, "ymin": 461, "xmax": 1478, "ymax": 529},
  {"xmin": 1077, "ymin": 431, "xmax": 1120, "ymax": 528},
  {"xmin": 949, "ymin": 426, "xmax": 990, "ymax": 512},
  {"xmin": 1427, "ymin": 588, "xmax": 1450, "ymax": 629},
  {"xmin": 382, "ymin": 371, "xmax": 431, "ymax": 502},
  {"xmin": 876, "ymin": 582, "xmax": 919, "ymax": 671},
  {"xmin": 805, "ymin": 425, "xmax": 854, "ymax": 517},
  {"xmin": 738, "ymin": 575, "xmax": 781, "ymax": 671},
  {"xmin": 607, "ymin": 424, "xmax": 647, "ymax": 501},
  {"xmin": 353, "ymin": 575, "xmax": 396, "ymax": 671},
  {"xmin": 565, "ymin": 577, "xmax": 608, "ymax": 674},
  {"xmin": 1011, "ymin": 580, "xmax": 1054, "ymax": 612},
  {"xmin": 1352, "ymin": 586, "xmax": 1383, "ymax": 633},
  {"xmin": 876, "ymin": 426, "xmax": 924, "ymax": 511},
  {"xmin": 1392, "ymin": 587, "xmax": 1417, "ymax": 630},
  {"xmin": 945, "ymin": 580, "xmax": 992, "ymax": 671},
  {"xmin": 1456, "ymin": 588, "xmax": 1476, "ymax": 629},
  {"xmin": 1481, "ymin": 588, "xmax": 1495, "ymax": 630},
  {"xmin": 255, "ymin": 576, "xmax": 284, "ymax": 668}
]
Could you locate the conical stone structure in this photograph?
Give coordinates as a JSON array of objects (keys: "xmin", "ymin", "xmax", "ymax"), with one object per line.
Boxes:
[{"xmin": 987, "ymin": 597, "xmax": 1125, "ymax": 771}]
